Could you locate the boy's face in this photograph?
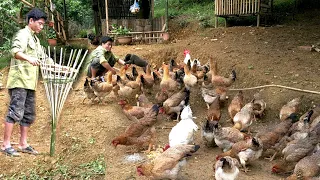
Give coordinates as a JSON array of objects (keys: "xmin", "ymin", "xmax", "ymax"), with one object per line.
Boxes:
[
  {"xmin": 102, "ymin": 41, "xmax": 113, "ymax": 51},
  {"xmin": 29, "ymin": 18, "xmax": 45, "ymax": 34}
]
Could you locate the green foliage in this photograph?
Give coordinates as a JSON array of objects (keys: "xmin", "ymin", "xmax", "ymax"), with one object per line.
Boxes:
[
  {"xmin": 111, "ymin": 24, "xmax": 131, "ymax": 35},
  {"xmin": 46, "ymin": 27, "xmax": 57, "ymax": 39},
  {"xmin": 0, "ymin": 37, "xmax": 12, "ymax": 54},
  {"xmin": 78, "ymin": 29, "xmax": 88, "ymax": 38},
  {"xmin": 54, "ymin": 0, "xmax": 93, "ymax": 28},
  {"xmin": 0, "ymin": 53, "xmax": 11, "ymax": 70},
  {"xmin": 0, "ymin": 1, "xmax": 21, "ymax": 50}
]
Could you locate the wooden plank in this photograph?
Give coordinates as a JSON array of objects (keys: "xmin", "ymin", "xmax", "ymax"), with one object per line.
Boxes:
[
  {"xmin": 215, "ymin": 0, "xmax": 217, "ymax": 15},
  {"xmin": 247, "ymin": 0, "xmax": 249, "ymax": 14},
  {"xmin": 225, "ymin": 0, "xmax": 227, "ymax": 15},
  {"xmin": 105, "ymin": 0, "xmax": 109, "ymax": 34},
  {"xmin": 252, "ymin": 0, "xmax": 254, "ymax": 13},
  {"xmin": 218, "ymin": 0, "xmax": 220, "ymax": 15},
  {"xmin": 220, "ymin": 0, "xmax": 222, "ymax": 15}
]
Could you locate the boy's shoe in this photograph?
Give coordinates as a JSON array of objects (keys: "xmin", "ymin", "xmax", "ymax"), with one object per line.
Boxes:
[
  {"xmin": 1, "ymin": 147, "xmax": 20, "ymax": 157},
  {"xmin": 18, "ymin": 145, "xmax": 39, "ymax": 155}
]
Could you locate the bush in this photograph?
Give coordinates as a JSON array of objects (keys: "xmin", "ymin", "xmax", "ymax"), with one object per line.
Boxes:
[
  {"xmin": 68, "ymin": 20, "xmax": 82, "ymax": 38},
  {"xmin": 0, "ymin": 53, "xmax": 11, "ymax": 69},
  {"xmin": 78, "ymin": 29, "xmax": 88, "ymax": 38}
]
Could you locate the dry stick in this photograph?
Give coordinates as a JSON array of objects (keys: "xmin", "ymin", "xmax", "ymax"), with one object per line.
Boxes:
[{"xmin": 229, "ymin": 84, "xmax": 320, "ymax": 95}]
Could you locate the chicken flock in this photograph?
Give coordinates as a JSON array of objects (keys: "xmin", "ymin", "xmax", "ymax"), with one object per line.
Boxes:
[{"xmin": 83, "ymin": 51, "xmax": 320, "ymax": 180}]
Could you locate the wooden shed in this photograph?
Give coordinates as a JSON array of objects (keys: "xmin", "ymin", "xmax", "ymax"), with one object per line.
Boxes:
[
  {"xmin": 214, "ymin": 0, "xmax": 273, "ymax": 27},
  {"xmin": 93, "ymin": 0, "xmax": 168, "ymax": 44}
]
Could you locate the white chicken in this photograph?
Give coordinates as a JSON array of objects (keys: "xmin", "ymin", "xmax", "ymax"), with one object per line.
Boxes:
[
  {"xmin": 215, "ymin": 156, "xmax": 240, "ymax": 180},
  {"xmin": 183, "ymin": 50, "xmax": 201, "ymax": 67},
  {"xmin": 169, "ymin": 105, "xmax": 198, "ymax": 147}
]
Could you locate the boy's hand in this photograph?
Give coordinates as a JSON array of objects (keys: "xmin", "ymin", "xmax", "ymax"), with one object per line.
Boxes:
[{"xmin": 28, "ymin": 57, "xmax": 40, "ymax": 66}]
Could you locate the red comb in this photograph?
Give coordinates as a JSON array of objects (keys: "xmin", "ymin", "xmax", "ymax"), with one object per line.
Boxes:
[
  {"xmin": 184, "ymin": 50, "xmax": 190, "ymax": 56},
  {"xmin": 124, "ymin": 65, "xmax": 129, "ymax": 70},
  {"xmin": 163, "ymin": 144, "xmax": 170, "ymax": 151}
]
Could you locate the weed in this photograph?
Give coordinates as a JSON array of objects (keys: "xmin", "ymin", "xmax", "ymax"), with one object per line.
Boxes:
[
  {"xmin": 78, "ymin": 155, "xmax": 106, "ymax": 178},
  {"xmin": 5, "ymin": 155, "xmax": 106, "ymax": 179},
  {"xmin": 89, "ymin": 137, "xmax": 96, "ymax": 144}
]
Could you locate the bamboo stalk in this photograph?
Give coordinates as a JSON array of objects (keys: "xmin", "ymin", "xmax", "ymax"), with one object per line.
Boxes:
[
  {"xmin": 229, "ymin": 84, "xmax": 320, "ymax": 95},
  {"xmin": 20, "ymin": 0, "xmax": 34, "ymax": 7}
]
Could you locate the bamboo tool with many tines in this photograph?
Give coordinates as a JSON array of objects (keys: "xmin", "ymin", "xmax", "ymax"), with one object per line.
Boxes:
[{"xmin": 39, "ymin": 46, "xmax": 88, "ymax": 156}]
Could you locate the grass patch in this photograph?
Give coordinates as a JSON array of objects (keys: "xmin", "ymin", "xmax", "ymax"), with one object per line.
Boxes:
[
  {"xmin": 155, "ymin": 0, "xmax": 216, "ymax": 27},
  {"xmin": 3, "ymin": 155, "xmax": 106, "ymax": 179}
]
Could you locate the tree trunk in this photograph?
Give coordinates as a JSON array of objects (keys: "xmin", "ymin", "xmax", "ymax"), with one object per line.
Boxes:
[{"xmin": 92, "ymin": 0, "xmax": 102, "ymax": 35}]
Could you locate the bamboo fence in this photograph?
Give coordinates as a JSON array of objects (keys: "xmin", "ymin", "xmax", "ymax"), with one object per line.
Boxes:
[{"xmin": 39, "ymin": 47, "xmax": 88, "ymax": 156}]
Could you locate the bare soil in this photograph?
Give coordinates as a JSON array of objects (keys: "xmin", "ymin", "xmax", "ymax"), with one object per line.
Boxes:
[{"xmin": 1, "ymin": 11, "xmax": 320, "ymax": 180}]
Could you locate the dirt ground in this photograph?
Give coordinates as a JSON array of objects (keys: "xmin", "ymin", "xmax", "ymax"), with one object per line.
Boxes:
[{"xmin": 1, "ymin": 11, "xmax": 320, "ymax": 180}]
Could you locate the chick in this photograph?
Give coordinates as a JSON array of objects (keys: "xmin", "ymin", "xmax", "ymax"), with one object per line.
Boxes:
[
  {"xmin": 280, "ymin": 97, "xmax": 302, "ymax": 121},
  {"xmin": 233, "ymin": 102, "xmax": 255, "ymax": 133},
  {"xmin": 217, "ymin": 137, "xmax": 263, "ymax": 173},
  {"xmin": 214, "ymin": 156, "xmax": 240, "ymax": 180},
  {"xmin": 252, "ymin": 91, "xmax": 266, "ymax": 119},
  {"xmin": 228, "ymin": 91, "xmax": 244, "ymax": 120}
]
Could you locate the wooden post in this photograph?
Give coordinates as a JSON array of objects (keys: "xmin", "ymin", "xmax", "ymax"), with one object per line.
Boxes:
[
  {"xmin": 215, "ymin": 0, "xmax": 218, "ymax": 28},
  {"xmin": 257, "ymin": 0, "xmax": 260, "ymax": 27},
  {"xmin": 63, "ymin": 0, "xmax": 68, "ymax": 39},
  {"xmin": 105, "ymin": 0, "xmax": 109, "ymax": 34},
  {"xmin": 151, "ymin": 0, "xmax": 154, "ymax": 19},
  {"xmin": 165, "ymin": 0, "xmax": 168, "ymax": 32}
]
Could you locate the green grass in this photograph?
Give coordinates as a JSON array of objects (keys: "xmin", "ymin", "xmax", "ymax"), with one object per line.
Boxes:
[
  {"xmin": 154, "ymin": 0, "xmax": 215, "ymax": 20},
  {"xmin": 3, "ymin": 155, "xmax": 106, "ymax": 179}
]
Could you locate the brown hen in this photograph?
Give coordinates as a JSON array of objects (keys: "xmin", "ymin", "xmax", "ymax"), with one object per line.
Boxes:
[
  {"xmin": 136, "ymin": 144, "xmax": 200, "ymax": 179},
  {"xmin": 111, "ymin": 104, "xmax": 160, "ymax": 152}
]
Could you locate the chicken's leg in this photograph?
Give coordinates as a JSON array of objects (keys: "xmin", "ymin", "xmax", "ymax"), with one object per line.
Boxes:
[
  {"xmin": 142, "ymin": 143, "xmax": 153, "ymax": 154},
  {"xmin": 241, "ymin": 164, "xmax": 251, "ymax": 173},
  {"xmin": 265, "ymin": 152, "xmax": 277, "ymax": 161},
  {"xmin": 174, "ymin": 111, "xmax": 181, "ymax": 122},
  {"xmin": 206, "ymin": 103, "xmax": 210, "ymax": 110},
  {"xmin": 240, "ymin": 159, "xmax": 251, "ymax": 173}
]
